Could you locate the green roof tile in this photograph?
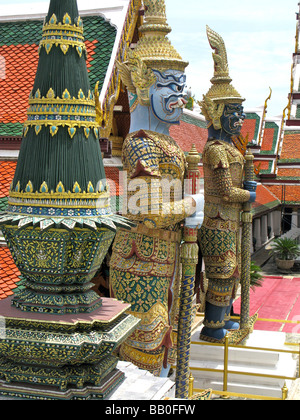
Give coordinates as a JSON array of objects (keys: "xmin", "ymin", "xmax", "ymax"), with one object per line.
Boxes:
[
  {"xmin": 0, "ymin": 15, "xmax": 116, "ymax": 136},
  {"xmin": 0, "ymin": 197, "xmax": 8, "ymax": 212},
  {"xmin": 0, "ymin": 123, "xmax": 24, "ymax": 136}
]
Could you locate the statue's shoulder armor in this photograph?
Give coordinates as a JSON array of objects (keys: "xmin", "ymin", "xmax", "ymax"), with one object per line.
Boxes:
[
  {"xmin": 203, "ymin": 140, "xmax": 244, "ymax": 170},
  {"xmin": 203, "ymin": 140, "xmax": 229, "ymax": 170},
  {"xmin": 122, "ymin": 130, "xmax": 162, "ymax": 178}
]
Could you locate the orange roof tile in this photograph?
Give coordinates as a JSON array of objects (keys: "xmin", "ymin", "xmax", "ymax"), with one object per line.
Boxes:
[
  {"xmin": 170, "ymin": 120, "xmax": 207, "ymax": 154},
  {"xmin": 277, "ymin": 168, "xmax": 300, "ymax": 177},
  {"xmin": 0, "ymin": 44, "xmax": 38, "ymax": 124},
  {"xmin": 280, "ymin": 133, "xmax": 300, "ymax": 160},
  {"xmin": 261, "ymin": 127, "xmax": 275, "ymax": 152},
  {"xmin": 253, "ymin": 184, "xmax": 280, "ymax": 207},
  {"xmin": 0, "ymin": 246, "xmax": 21, "ymax": 300},
  {"xmin": 267, "ymin": 184, "xmax": 300, "ymax": 203},
  {"xmin": 252, "ymin": 184, "xmax": 281, "ymax": 216},
  {"xmin": 0, "ymin": 161, "xmax": 17, "ymax": 198},
  {"xmin": 241, "ymin": 118, "xmax": 258, "ymax": 142},
  {"xmin": 0, "ymin": 41, "xmax": 97, "ymax": 125}
]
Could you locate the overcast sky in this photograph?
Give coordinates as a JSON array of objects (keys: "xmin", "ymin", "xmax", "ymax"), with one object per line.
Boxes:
[{"xmin": 0, "ymin": 0, "xmax": 298, "ymax": 118}]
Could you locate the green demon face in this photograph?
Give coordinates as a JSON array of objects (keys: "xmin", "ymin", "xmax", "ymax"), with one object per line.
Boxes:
[{"xmin": 220, "ymin": 103, "xmax": 245, "ymax": 137}]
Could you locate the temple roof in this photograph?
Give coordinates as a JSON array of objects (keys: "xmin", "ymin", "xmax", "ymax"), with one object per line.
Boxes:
[
  {"xmin": 0, "ymin": 246, "xmax": 22, "ymax": 300},
  {"xmin": 0, "ymin": 15, "xmax": 117, "ymax": 137},
  {"xmin": 170, "ymin": 110, "xmax": 207, "ymax": 155},
  {"xmin": 252, "ymin": 184, "xmax": 281, "ymax": 216}
]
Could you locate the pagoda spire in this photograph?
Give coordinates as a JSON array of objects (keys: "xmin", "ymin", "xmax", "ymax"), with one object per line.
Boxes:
[
  {"xmin": 12, "ymin": 0, "xmax": 105, "ymax": 204},
  {"xmin": 0, "ymin": 0, "xmax": 132, "ymax": 314}
]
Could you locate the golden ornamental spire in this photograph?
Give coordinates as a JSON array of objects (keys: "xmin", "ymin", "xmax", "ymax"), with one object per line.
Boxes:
[
  {"xmin": 132, "ymin": 0, "xmax": 188, "ymax": 72},
  {"xmin": 139, "ymin": 0, "xmax": 171, "ymax": 35},
  {"xmin": 206, "ymin": 25, "xmax": 231, "ymax": 85},
  {"xmin": 117, "ymin": 0, "xmax": 188, "ymax": 106}
]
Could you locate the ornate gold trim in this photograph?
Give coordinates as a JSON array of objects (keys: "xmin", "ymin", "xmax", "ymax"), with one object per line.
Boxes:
[
  {"xmin": 203, "ymin": 319, "xmax": 225, "ymax": 329},
  {"xmin": 39, "ymin": 13, "xmax": 86, "ymax": 57},
  {"xmin": 24, "ymin": 88, "xmax": 98, "ymax": 139}
]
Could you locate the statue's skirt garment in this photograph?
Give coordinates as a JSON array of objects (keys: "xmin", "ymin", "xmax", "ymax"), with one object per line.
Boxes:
[{"xmin": 110, "ymin": 225, "xmax": 182, "ymax": 376}]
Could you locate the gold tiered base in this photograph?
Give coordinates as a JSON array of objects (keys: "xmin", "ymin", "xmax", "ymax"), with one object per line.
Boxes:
[{"xmin": 0, "ymin": 297, "xmax": 140, "ymax": 400}]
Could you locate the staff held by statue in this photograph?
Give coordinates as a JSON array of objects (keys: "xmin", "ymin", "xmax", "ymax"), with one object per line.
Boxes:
[
  {"xmin": 241, "ymin": 147, "xmax": 255, "ymax": 329},
  {"xmin": 232, "ymin": 134, "xmax": 258, "ymax": 331},
  {"xmin": 175, "ymin": 145, "xmax": 203, "ymax": 399}
]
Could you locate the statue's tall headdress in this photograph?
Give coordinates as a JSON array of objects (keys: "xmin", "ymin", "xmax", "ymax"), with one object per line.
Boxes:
[
  {"xmin": 200, "ymin": 26, "xmax": 245, "ymax": 129},
  {"xmin": 117, "ymin": 0, "xmax": 188, "ymax": 106}
]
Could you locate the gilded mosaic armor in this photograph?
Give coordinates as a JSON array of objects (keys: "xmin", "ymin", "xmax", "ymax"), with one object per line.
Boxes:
[
  {"xmin": 109, "ymin": 0, "xmax": 204, "ymax": 375},
  {"xmin": 199, "ymin": 139, "xmax": 250, "ymax": 309},
  {"xmin": 197, "ymin": 26, "xmax": 257, "ymax": 343},
  {"xmin": 110, "ymin": 130, "xmax": 192, "ymax": 375}
]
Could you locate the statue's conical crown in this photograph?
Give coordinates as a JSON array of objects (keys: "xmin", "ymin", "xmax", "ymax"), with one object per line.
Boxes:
[
  {"xmin": 203, "ymin": 26, "xmax": 244, "ymax": 104},
  {"xmin": 200, "ymin": 26, "xmax": 244, "ymax": 128}
]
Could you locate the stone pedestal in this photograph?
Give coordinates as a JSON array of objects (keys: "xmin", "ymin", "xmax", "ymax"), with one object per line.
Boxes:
[{"xmin": 0, "ymin": 297, "xmax": 140, "ymax": 400}]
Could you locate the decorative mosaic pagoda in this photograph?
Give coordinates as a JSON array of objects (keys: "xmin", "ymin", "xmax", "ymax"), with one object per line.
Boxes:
[{"xmin": 0, "ymin": 0, "xmax": 139, "ymax": 400}]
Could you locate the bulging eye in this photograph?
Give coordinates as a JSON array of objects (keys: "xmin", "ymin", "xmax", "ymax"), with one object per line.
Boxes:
[{"xmin": 169, "ymin": 83, "xmax": 184, "ymax": 93}]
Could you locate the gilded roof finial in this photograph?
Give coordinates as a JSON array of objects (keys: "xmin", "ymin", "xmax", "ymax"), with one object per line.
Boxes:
[
  {"xmin": 206, "ymin": 25, "xmax": 231, "ymax": 85},
  {"xmin": 132, "ymin": 0, "xmax": 188, "ymax": 72}
]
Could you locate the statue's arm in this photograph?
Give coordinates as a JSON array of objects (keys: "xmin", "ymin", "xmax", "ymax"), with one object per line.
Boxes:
[
  {"xmin": 123, "ymin": 136, "xmax": 195, "ymax": 229},
  {"xmin": 206, "ymin": 142, "xmax": 250, "ymax": 204},
  {"xmin": 215, "ymin": 167, "xmax": 250, "ymax": 203}
]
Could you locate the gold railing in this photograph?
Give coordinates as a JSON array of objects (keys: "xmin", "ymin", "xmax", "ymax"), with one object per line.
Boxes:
[{"xmin": 175, "ymin": 316, "xmax": 300, "ymax": 400}]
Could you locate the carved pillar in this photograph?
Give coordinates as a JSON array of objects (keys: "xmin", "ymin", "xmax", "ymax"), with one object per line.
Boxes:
[
  {"xmin": 267, "ymin": 212, "xmax": 274, "ymax": 239},
  {"xmin": 292, "ymin": 210, "xmax": 298, "ymax": 229},
  {"xmin": 261, "ymin": 215, "xmax": 268, "ymax": 245},
  {"xmin": 253, "ymin": 218, "xmax": 262, "ymax": 250},
  {"xmin": 273, "ymin": 211, "xmax": 282, "ymax": 237}
]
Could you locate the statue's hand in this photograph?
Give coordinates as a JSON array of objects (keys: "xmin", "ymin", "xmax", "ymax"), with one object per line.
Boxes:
[
  {"xmin": 243, "ymin": 180, "xmax": 257, "ymax": 192},
  {"xmin": 248, "ymin": 192, "xmax": 256, "ymax": 203},
  {"xmin": 184, "ymin": 193, "xmax": 204, "ymax": 229},
  {"xmin": 244, "ymin": 181, "xmax": 257, "ymax": 203}
]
